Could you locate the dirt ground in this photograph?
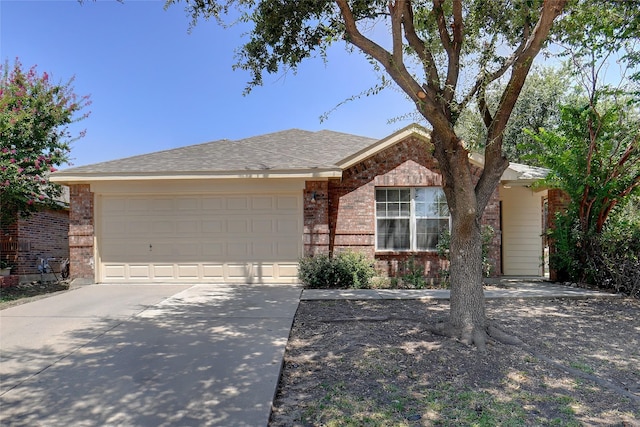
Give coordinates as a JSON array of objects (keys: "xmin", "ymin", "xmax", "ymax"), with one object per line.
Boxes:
[{"xmin": 269, "ymin": 297, "xmax": 640, "ymax": 426}]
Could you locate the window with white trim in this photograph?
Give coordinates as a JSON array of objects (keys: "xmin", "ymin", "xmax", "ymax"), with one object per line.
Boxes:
[{"xmin": 375, "ymin": 187, "xmax": 450, "ymax": 251}]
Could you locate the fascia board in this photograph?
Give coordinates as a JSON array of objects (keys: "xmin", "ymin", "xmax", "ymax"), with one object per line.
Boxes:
[{"xmin": 49, "ymin": 168, "xmax": 343, "ymax": 185}]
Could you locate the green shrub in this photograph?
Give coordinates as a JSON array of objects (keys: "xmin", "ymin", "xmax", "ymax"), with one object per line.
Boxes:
[
  {"xmin": 400, "ymin": 256, "xmax": 427, "ymax": 289},
  {"xmin": 550, "ymin": 200, "xmax": 640, "ymax": 297},
  {"xmin": 547, "ymin": 213, "xmax": 582, "ymax": 282},
  {"xmin": 298, "ymin": 251, "xmax": 376, "ymax": 289}
]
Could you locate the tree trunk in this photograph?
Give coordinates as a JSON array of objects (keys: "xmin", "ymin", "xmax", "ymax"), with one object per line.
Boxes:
[
  {"xmin": 430, "ymin": 131, "xmax": 490, "ymax": 349},
  {"xmin": 449, "ymin": 210, "xmax": 486, "ymax": 347}
]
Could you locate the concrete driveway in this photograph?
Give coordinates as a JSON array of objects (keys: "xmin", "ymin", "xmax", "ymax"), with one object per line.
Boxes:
[{"xmin": 0, "ymin": 284, "xmax": 301, "ymax": 427}]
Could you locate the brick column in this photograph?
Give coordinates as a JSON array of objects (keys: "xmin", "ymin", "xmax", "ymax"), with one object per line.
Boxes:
[
  {"xmin": 68, "ymin": 184, "xmax": 95, "ymax": 281},
  {"xmin": 303, "ymin": 181, "xmax": 330, "ymax": 256}
]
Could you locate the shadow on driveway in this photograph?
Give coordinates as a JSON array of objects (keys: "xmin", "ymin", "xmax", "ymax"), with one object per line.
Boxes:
[{"xmin": 0, "ymin": 284, "xmax": 301, "ymax": 427}]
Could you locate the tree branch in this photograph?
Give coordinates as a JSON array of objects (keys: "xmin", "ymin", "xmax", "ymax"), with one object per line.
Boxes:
[
  {"xmin": 334, "ymin": 0, "xmax": 452, "ymax": 134},
  {"xmin": 443, "ymin": 0, "xmax": 463, "ymax": 105},
  {"xmin": 390, "ymin": 0, "xmax": 404, "ymax": 66},
  {"xmin": 476, "ymin": 0, "xmax": 567, "ymax": 212},
  {"xmin": 432, "ymin": 0, "xmax": 451, "ymax": 53},
  {"xmin": 401, "ymin": 1, "xmax": 440, "ymax": 91}
]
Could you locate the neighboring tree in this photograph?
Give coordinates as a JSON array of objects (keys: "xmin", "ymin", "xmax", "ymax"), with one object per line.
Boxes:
[
  {"xmin": 529, "ymin": 95, "xmax": 640, "ymax": 235},
  {"xmin": 456, "ymin": 66, "xmax": 572, "ymax": 165},
  {"xmin": 524, "ymin": 1, "xmax": 640, "ymax": 293},
  {"xmin": 0, "ymin": 59, "xmax": 90, "ymax": 224},
  {"xmin": 167, "ymin": 0, "xmax": 639, "ymax": 348}
]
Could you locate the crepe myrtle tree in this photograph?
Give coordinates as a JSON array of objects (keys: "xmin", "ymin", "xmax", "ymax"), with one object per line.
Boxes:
[
  {"xmin": 167, "ymin": 0, "xmax": 569, "ymax": 349},
  {"xmin": 0, "ymin": 59, "xmax": 90, "ymax": 224}
]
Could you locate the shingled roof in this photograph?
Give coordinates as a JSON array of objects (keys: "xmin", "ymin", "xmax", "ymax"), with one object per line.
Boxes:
[
  {"xmin": 53, "ymin": 129, "xmax": 377, "ymax": 180},
  {"xmin": 51, "ymin": 125, "xmax": 548, "ymax": 184}
]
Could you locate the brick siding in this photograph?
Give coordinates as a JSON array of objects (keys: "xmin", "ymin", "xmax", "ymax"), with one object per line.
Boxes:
[
  {"xmin": 303, "ymin": 135, "xmax": 502, "ymax": 279},
  {"xmin": 0, "ymin": 274, "xmax": 19, "ymax": 288},
  {"xmin": 1, "ymin": 208, "xmax": 69, "ymax": 276},
  {"xmin": 68, "ymin": 184, "xmax": 95, "ymax": 281}
]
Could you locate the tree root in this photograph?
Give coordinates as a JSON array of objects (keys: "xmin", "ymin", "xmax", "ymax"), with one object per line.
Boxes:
[{"xmin": 427, "ymin": 320, "xmax": 523, "ymax": 352}]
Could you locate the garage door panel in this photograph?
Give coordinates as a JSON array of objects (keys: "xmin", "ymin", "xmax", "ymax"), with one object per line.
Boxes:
[
  {"xmin": 227, "ymin": 197, "xmax": 249, "ymax": 210},
  {"xmin": 274, "ymin": 263, "xmax": 298, "ymax": 280},
  {"xmin": 202, "ymin": 220, "xmax": 224, "ymax": 233},
  {"xmin": 203, "ymin": 242, "xmax": 224, "ymax": 257},
  {"xmin": 151, "ymin": 199, "xmax": 175, "ymax": 211},
  {"xmin": 103, "ymin": 265, "xmax": 126, "ymax": 280},
  {"xmin": 227, "ymin": 241, "xmax": 250, "ymax": 257},
  {"xmin": 252, "ymin": 196, "xmax": 273, "ymax": 210},
  {"xmin": 202, "ymin": 264, "xmax": 224, "ymax": 279},
  {"xmin": 99, "ymin": 193, "xmax": 301, "ymax": 283},
  {"xmin": 277, "ymin": 219, "xmax": 298, "ymax": 234},
  {"xmin": 177, "ymin": 198, "xmax": 200, "ymax": 211},
  {"xmin": 129, "ymin": 264, "xmax": 151, "ymax": 279},
  {"xmin": 277, "ymin": 241, "xmax": 299, "ymax": 257},
  {"xmin": 177, "ymin": 220, "xmax": 199, "ymax": 234},
  {"xmin": 202, "ymin": 197, "xmax": 224, "ymax": 210},
  {"xmin": 252, "ymin": 241, "xmax": 275, "ymax": 257},
  {"xmin": 227, "ymin": 219, "xmax": 249, "ymax": 233},
  {"xmin": 152, "ymin": 221, "xmax": 175, "ymax": 234},
  {"xmin": 177, "ymin": 265, "xmax": 199, "ymax": 279},
  {"xmin": 252, "ymin": 219, "xmax": 274, "ymax": 233},
  {"xmin": 277, "ymin": 196, "xmax": 299, "ymax": 209},
  {"xmin": 103, "ymin": 219, "xmax": 127, "ymax": 235},
  {"xmin": 128, "ymin": 199, "xmax": 152, "ymax": 212}
]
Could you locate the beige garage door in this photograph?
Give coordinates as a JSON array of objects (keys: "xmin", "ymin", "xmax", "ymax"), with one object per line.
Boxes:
[{"xmin": 97, "ymin": 193, "xmax": 302, "ymax": 283}]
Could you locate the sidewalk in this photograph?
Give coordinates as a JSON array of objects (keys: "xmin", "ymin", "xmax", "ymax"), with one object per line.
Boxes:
[{"xmin": 301, "ymin": 279, "xmax": 622, "ymax": 301}]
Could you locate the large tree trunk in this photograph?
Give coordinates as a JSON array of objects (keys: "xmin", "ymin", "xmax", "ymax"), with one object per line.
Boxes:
[
  {"xmin": 449, "ymin": 210, "xmax": 486, "ymax": 346},
  {"xmin": 430, "ymin": 131, "xmax": 490, "ymax": 348}
]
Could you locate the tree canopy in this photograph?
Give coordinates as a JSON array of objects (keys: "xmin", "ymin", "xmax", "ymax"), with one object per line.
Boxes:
[{"xmin": 0, "ymin": 59, "xmax": 90, "ymax": 223}]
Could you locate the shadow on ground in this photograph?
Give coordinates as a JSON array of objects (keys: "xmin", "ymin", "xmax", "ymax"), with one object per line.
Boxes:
[
  {"xmin": 1, "ymin": 285, "xmax": 298, "ymax": 427},
  {"xmin": 270, "ymin": 297, "xmax": 640, "ymax": 426}
]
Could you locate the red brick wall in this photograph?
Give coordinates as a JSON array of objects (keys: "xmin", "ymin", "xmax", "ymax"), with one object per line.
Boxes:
[
  {"xmin": 304, "ymin": 181, "xmax": 330, "ymax": 256},
  {"xmin": 0, "ymin": 274, "xmax": 19, "ymax": 288},
  {"xmin": 68, "ymin": 184, "xmax": 95, "ymax": 281},
  {"xmin": 304, "ymin": 135, "xmax": 502, "ymax": 279},
  {"xmin": 1, "ymin": 208, "xmax": 69, "ymax": 276}
]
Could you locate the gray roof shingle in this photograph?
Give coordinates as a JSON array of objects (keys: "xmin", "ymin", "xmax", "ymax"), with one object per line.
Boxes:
[{"xmin": 57, "ymin": 129, "xmax": 377, "ymax": 176}]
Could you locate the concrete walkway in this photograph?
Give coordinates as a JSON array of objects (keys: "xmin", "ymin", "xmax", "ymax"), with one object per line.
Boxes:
[{"xmin": 301, "ymin": 279, "xmax": 622, "ymax": 300}]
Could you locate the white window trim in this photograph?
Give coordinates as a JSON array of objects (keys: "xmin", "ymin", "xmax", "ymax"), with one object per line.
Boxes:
[{"xmin": 375, "ymin": 187, "xmax": 450, "ymax": 252}]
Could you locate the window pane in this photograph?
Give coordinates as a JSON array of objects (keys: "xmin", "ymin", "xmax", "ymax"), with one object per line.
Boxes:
[
  {"xmin": 416, "ymin": 188, "xmax": 449, "ymax": 217},
  {"xmin": 416, "ymin": 218, "xmax": 450, "ymax": 250},
  {"xmin": 415, "ymin": 201, "xmax": 427, "ymax": 217},
  {"xmin": 388, "ymin": 202, "xmax": 400, "ymax": 216},
  {"xmin": 377, "ymin": 219, "xmax": 410, "ymax": 250},
  {"xmin": 376, "ymin": 189, "xmax": 387, "ymax": 202},
  {"xmin": 376, "ymin": 202, "xmax": 386, "ymax": 218},
  {"xmin": 400, "ymin": 202, "xmax": 410, "ymax": 216},
  {"xmin": 435, "ymin": 190, "xmax": 449, "ymax": 216},
  {"xmin": 399, "ymin": 189, "xmax": 411, "ymax": 202}
]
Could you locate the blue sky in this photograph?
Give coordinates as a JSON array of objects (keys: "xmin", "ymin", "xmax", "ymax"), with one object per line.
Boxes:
[{"xmin": 1, "ymin": 0, "xmax": 413, "ymax": 167}]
